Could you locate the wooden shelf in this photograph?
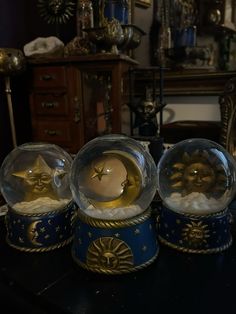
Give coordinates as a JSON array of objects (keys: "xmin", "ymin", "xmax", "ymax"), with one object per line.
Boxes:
[{"xmin": 132, "ymin": 69, "xmax": 236, "ymax": 96}]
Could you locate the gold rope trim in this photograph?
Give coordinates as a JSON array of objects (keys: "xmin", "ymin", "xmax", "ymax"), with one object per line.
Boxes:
[
  {"xmin": 71, "ymin": 248, "xmax": 159, "ymax": 274},
  {"xmin": 77, "ymin": 207, "xmax": 152, "ymax": 229},
  {"xmin": 168, "ymin": 207, "xmax": 229, "ymax": 220},
  {"xmin": 6, "ymin": 236, "xmax": 73, "ymax": 252},
  {"xmin": 158, "ymin": 235, "xmax": 232, "ymax": 254}
]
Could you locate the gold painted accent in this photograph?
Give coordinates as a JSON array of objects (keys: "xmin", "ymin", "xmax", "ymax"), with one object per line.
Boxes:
[
  {"xmin": 77, "ymin": 207, "xmax": 151, "ymax": 229},
  {"xmin": 27, "ymin": 220, "xmax": 43, "ymax": 246},
  {"xmin": 159, "ymin": 235, "xmax": 232, "ymax": 254},
  {"xmin": 134, "ymin": 228, "xmax": 140, "ymax": 235},
  {"xmin": 91, "ymin": 164, "xmax": 108, "ymax": 181},
  {"xmin": 87, "ymin": 237, "xmax": 133, "ymax": 271},
  {"xmin": 170, "ymin": 150, "xmax": 227, "ymax": 196},
  {"xmin": 72, "ymin": 247, "xmax": 159, "ymax": 275},
  {"xmin": 19, "ymin": 237, "xmax": 24, "ymax": 243},
  {"xmin": 12, "ymin": 155, "xmax": 66, "ymax": 202},
  {"xmin": 142, "ymin": 245, "xmax": 147, "ymax": 251},
  {"xmin": 181, "ymin": 221, "xmax": 210, "ymax": 247},
  {"xmin": 176, "ymin": 208, "xmax": 228, "ymax": 219}
]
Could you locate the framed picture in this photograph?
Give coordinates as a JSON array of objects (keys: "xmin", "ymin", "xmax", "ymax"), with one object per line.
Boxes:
[{"xmin": 135, "ymin": 0, "xmax": 151, "ymax": 8}]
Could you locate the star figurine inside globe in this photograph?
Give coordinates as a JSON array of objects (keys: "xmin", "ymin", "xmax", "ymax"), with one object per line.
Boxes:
[
  {"xmin": 0, "ymin": 142, "xmax": 77, "ymax": 252},
  {"xmin": 157, "ymin": 138, "xmax": 236, "ymax": 253},
  {"xmin": 0, "ymin": 142, "xmax": 72, "ymax": 213},
  {"xmin": 70, "ymin": 134, "xmax": 159, "ymax": 274}
]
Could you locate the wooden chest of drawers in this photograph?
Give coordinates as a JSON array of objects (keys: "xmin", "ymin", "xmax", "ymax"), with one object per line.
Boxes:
[{"xmin": 28, "ymin": 55, "xmax": 137, "ymax": 154}]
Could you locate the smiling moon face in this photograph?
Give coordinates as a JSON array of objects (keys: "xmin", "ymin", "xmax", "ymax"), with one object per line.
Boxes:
[
  {"xmin": 82, "ymin": 155, "xmax": 128, "ymax": 201},
  {"xmin": 79, "ymin": 151, "xmax": 142, "ymax": 209}
]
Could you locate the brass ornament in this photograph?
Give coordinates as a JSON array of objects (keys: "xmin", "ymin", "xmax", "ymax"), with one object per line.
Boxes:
[
  {"xmin": 0, "ymin": 48, "xmax": 26, "ymax": 148},
  {"xmin": 181, "ymin": 221, "xmax": 210, "ymax": 247},
  {"xmin": 12, "ymin": 155, "xmax": 66, "ymax": 202},
  {"xmin": 0, "ymin": 48, "xmax": 25, "ymax": 76},
  {"xmin": 37, "ymin": 0, "xmax": 76, "ymax": 24},
  {"xmin": 86, "ymin": 237, "xmax": 133, "ymax": 271}
]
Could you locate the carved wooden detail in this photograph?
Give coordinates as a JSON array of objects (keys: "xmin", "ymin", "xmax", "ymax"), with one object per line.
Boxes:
[{"xmin": 219, "ymin": 77, "xmax": 236, "ymax": 157}]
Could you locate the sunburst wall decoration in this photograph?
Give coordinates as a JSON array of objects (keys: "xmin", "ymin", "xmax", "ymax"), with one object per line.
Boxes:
[{"xmin": 37, "ymin": 0, "xmax": 76, "ymax": 24}]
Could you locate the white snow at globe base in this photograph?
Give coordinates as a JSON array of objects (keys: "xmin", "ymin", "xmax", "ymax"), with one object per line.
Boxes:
[
  {"xmin": 164, "ymin": 191, "xmax": 231, "ymax": 215},
  {"xmin": 13, "ymin": 197, "xmax": 71, "ymax": 214},
  {"xmin": 84, "ymin": 204, "xmax": 143, "ymax": 220}
]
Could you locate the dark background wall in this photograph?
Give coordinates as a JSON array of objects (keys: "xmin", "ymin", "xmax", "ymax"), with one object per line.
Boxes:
[
  {"xmin": 0, "ymin": 0, "xmax": 153, "ymax": 164},
  {"xmin": 0, "ymin": 0, "xmax": 77, "ymax": 164}
]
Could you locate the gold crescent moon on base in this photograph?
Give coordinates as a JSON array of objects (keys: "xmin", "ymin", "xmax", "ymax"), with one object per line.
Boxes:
[{"xmin": 27, "ymin": 220, "xmax": 43, "ymax": 246}]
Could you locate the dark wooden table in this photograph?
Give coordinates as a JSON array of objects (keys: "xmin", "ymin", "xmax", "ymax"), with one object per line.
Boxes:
[{"xmin": 1, "ymin": 204, "xmax": 236, "ymax": 314}]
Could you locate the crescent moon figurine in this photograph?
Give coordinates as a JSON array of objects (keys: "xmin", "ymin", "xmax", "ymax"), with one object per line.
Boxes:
[
  {"xmin": 79, "ymin": 150, "xmax": 142, "ymax": 209},
  {"xmin": 27, "ymin": 220, "xmax": 43, "ymax": 246}
]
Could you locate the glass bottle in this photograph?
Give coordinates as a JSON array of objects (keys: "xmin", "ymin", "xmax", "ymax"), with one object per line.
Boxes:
[
  {"xmin": 76, "ymin": 0, "xmax": 94, "ymax": 37},
  {"xmin": 104, "ymin": 0, "xmax": 128, "ymax": 25}
]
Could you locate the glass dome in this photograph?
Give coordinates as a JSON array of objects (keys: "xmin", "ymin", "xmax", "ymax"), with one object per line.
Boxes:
[
  {"xmin": 0, "ymin": 142, "xmax": 73, "ymax": 214},
  {"xmin": 70, "ymin": 134, "xmax": 157, "ymax": 220},
  {"xmin": 157, "ymin": 138, "xmax": 236, "ymax": 215}
]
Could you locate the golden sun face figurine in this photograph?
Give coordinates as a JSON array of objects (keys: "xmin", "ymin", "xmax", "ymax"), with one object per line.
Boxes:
[
  {"xmin": 12, "ymin": 155, "xmax": 66, "ymax": 202},
  {"xmin": 170, "ymin": 150, "xmax": 227, "ymax": 196}
]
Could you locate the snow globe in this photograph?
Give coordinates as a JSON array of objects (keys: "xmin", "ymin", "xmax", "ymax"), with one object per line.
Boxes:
[
  {"xmin": 157, "ymin": 138, "xmax": 236, "ymax": 253},
  {"xmin": 0, "ymin": 142, "xmax": 77, "ymax": 252},
  {"xmin": 70, "ymin": 134, "xmax": 159, "ymax": 274}
]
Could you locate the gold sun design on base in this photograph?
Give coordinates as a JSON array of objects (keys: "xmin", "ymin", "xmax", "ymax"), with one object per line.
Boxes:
[
  {"xmin": 87, "ymin": 237, "xmax": 133, "ymax": 271},
  {"xmin": 182, "ymin": 221, "xmax": 210, "ymax": 247}
]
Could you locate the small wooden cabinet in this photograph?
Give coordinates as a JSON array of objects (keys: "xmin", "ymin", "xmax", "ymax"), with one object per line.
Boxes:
[{"xmin": 28, "ymin": 54, "xmax": 137, "ymax": 154}]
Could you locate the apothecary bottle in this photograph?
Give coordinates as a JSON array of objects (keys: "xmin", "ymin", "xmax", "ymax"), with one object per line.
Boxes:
[
  {"xmin": 104, "ymin": 0, "xmax": 129, "ymax": 24},
  {"xmin": 76, "ymin": 0, "xmax": 94, "ymax": 37}
]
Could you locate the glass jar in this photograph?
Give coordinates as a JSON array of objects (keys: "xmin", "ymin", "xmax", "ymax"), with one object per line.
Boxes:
[
  {"xmin": 77, "ymin": 0, "xmax": 94, "ymax": 37},
  {"xmin": 104, "ymin": 0, "xmax": 129, "ymax": 25}
]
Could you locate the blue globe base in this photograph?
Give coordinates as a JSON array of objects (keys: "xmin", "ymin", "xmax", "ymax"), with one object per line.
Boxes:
[
  {"xmin": 72, "ymin": 208, "xmax": 159, "ymax": 274},
  {"xmin": 5, "ymin": 201, "xmax": 77, "ymax": 252},
  {"xmin": 158, "ymin": 206, "xmax": 232, "ymax": 254}
]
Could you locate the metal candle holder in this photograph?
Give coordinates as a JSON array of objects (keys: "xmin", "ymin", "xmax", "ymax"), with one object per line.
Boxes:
[{"xmin": 0, "ymin": 48, "xmax": 26, "ymax": 148}]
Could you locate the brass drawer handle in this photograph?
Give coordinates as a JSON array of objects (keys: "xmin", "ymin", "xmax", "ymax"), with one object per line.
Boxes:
[
  {"xmin": 40, "ymin": 74, "xmax": 55, "ymax": 81},
  {"xmin": 41, "ymin": 102, "xmax": 59, "ymax": 108},
  {"xmin": 44, "ymin": 129, "xmax": 61, "ymax": 136}
]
